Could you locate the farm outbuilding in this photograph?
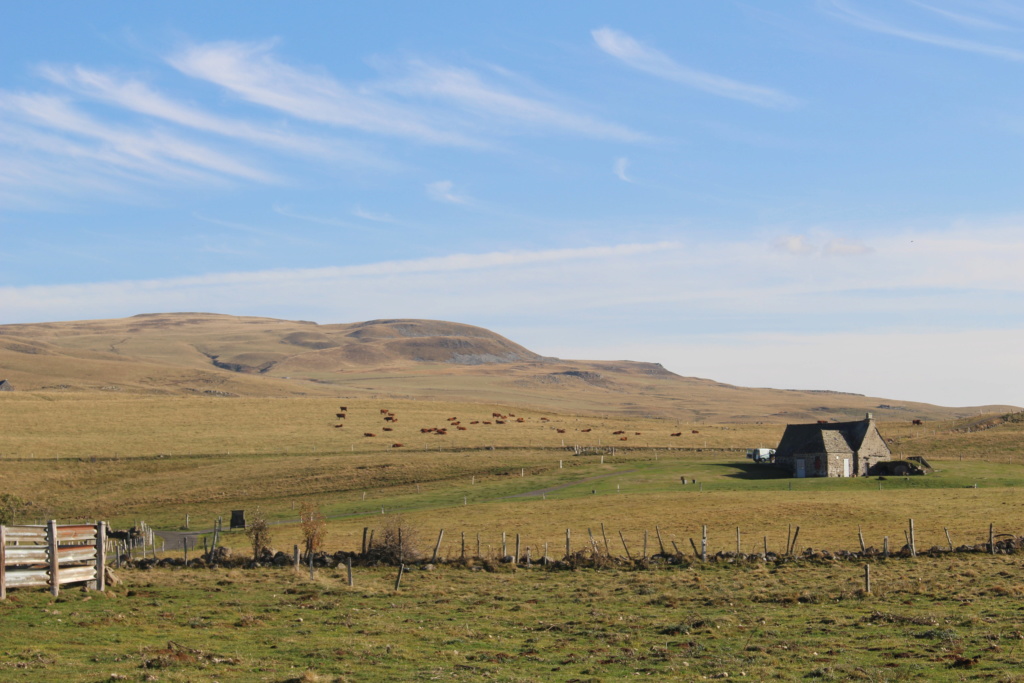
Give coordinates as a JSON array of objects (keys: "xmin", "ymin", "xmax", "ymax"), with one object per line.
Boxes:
[
  {"xmin": 773, "ymin": 413, "xmax": 891, "ymax": 478},
  {"xmin": 0, "ymin": 380, "xmax": 12, "ymax": 391}
]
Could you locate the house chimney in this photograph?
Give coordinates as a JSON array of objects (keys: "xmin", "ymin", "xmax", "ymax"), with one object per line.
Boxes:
[{"xmin": 865, "ymin": 412, "xmax": 873, "ymax": 421}]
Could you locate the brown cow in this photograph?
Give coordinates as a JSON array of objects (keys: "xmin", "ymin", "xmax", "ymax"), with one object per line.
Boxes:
[
  {"xmin": 670, "ymin": 432, "xmax": 682, "ymax": 437},
  {"xmin": 392, "ymin": 443, "xmax": 404, "ymax": 448},
  {"xmin": 336, "ymin": 413, "xmax": 346, "ymax": 418},
  {"xmin": 581, "ymin": 428, "xmax": 592, "ymax": 432},
  {"xmin": 556, "ymin": 428, "xmax": 566, "ymax": 433},
  {"xmin": 692, "ymin": 430, "xmax": 699, "ymax": 434},
  {"xmin": 334, "ymin": 424, "xmax": 344, "ymax": 428},
  {"xmin": 383, "ymin": 427, "xmax": 393, "ymax": 432},
  {"xmin": 619, "ymin": 437, "xmax": 628, "ymax": 441},
  {"xmin": 457, "ymin": 426, "xmax": 467, "ymax": 431},
  {"xmin": 612, "ymin": 430, "xmax": 625, "ymax": 435},
  {"xmin": 338, "ymin": 406, "xmax": 348, "ymax": 412},
  {"xmin": 912, "ymin": 419, "xmax": 923, "ymax": 425},
  {"xmin": 363, "ymin": 432, "xmax": 376, "ymax": 437},
  {"xmin": 470, "ymin": 421, "xmax": 480, "ymax": 425}
]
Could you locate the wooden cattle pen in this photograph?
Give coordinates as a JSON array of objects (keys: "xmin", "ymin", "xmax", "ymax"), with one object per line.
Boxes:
[{"xmin": 1, "ymin": 521, "xmax": 107, "ymax": 599}]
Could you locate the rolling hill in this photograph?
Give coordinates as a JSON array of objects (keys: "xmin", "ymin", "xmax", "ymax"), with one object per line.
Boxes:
[{"xmin": 0, "ymin": 312, "xmax": 1011, "ymax": 422}]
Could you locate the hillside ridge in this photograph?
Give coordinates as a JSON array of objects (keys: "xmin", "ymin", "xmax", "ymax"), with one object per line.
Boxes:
[{"xmin": 0, "ymin": 312, "xmax": 1013, "ymax": 422}]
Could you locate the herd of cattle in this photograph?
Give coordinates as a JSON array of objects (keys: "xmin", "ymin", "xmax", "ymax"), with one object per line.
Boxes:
[{"xmin": 332, "ymin": 406, "xmax": 700, "ymax": 448}]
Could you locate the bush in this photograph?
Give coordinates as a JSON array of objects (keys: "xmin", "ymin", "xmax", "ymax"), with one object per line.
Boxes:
[
  {"xmin": 299, "ymin": 502, "xmax": 327, "ymax": 558},
  {"xmin": 370, "ymin": 516, "xmax": 421, "ymax": 564},
  {"xmin": 245, "ymin": 507, "xmax": 272, "ymax": 560}
]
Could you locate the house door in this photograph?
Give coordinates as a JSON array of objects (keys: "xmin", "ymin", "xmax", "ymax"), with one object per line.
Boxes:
[
  {"xmin": 843, "ymin": 458, "xmax": 851, "ymax": 478},
  {"xmin": 795, "ymin": 459, "xmax": 806, "ymax": 478}
]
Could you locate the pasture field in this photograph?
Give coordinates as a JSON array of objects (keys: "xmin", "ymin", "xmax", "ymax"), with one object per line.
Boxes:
[
  {"xmin": 4, "ymin": 556, "xmax": 1024, "ymax": 681},
  {"xmin": 2, "ymin": 393, "xmax": 1024, "ymax": 680}
]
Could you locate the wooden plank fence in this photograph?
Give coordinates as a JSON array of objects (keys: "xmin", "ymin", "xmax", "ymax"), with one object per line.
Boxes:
[{"xmin": 1, "ymin": 520, "xmax": 107, "ymax": 599}]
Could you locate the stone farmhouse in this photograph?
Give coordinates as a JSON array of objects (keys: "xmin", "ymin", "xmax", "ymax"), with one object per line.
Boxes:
[{"xmin": 773, "ymin": 413, "xmax": 891, "ymax": 478}]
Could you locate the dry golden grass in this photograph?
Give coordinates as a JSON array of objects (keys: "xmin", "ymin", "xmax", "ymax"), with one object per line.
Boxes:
[{"xmin": 3, "ymin": 312, "xmax": 1009, "ymax": 421}]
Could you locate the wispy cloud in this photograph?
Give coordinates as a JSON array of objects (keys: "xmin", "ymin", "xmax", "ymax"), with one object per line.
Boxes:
[
  {"xmin": 0, "ymin": 91, "xmax": 277, "ymax": 185},
  {"xmin": 822, "ymin": 0, "xmax": 1024, "ymax": 61},
  {"xmin": 38, "ymin": 65, "xmax": 341, "ymax": 158},
  {"xmin": 168, "ymin": 40, "xmax": 480, "ymax": 147},
  {"xmin": 613, "ymin": 157, "xmax": 633, "ymax": 182},
  {"xmin": 426, "ymin": 180, "xmax": 470, "ymax": 205},
  {"xmin": 592, "ymin": 27, "xmax": 801, "ymax": 108},
  {"xmin": 353, "ymin": 206, "xmax": 397, "ymax": 223},
  {"xmin": 906, "ymin": 1, "xmax": 1011, "ymax": 31},
  {"xmin": 383, "ymin": 60, "xmax": 647, "ymax": 142}
]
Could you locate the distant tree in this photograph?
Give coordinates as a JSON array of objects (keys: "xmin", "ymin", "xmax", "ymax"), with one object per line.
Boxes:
[
  {"xmin": 0, "ymin": 493, "xmax": 25, "ymax": 525},
  {"xmin": 245, "ymin": 507, "xmax": 272, "ymax": 560},
  {"xmin": 299, "ymin": 502, "xmax": 327, "ymax": 559}
]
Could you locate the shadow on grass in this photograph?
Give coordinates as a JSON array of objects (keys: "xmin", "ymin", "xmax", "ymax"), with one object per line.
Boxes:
[{"xmin": 711, "ymin": 462, "xmax": 790, "ymax": 480}]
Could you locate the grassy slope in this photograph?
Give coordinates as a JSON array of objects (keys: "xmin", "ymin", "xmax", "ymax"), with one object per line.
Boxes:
[
  {"xmin": 2, "ymin": 312, "xmax": 1012, "ymax": 421},
  {"xmin": 2, "ymin": 557, "xmax": 1023, "ymax": 681}
]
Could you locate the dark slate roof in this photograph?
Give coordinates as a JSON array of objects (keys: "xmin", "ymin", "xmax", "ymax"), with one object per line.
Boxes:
[{"xmin": 775, "ymin": 418, "xmax": 872, "ymax": 458}]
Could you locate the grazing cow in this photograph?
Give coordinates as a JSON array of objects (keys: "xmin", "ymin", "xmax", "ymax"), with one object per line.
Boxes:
[
  {"xmin": 508, "ymin": 414, "xmax": 516, "ymax": 417},
  {"xmin": 581, "ymin": 428, "xmax": 592, "ymax": 433},
  {"xmin": 620, "ymin": 437, "xmax": 628, "ymax": 441},
  {"xmin": 334, "ymin": 424, "xmax": 344, "ymax": 428},
  {"xmin": 817, "ymin": 420, "xmax": 828, "ymax": 425},
  {"xmin": 338, "ymin": 406, "xmax": 348, "ymax": 412},
  {"xmin": 492, "ymin": 412, "xmax": 502, "ymax": 418},
  {"xmin": 483, "ymin": 421, "xmax": 492, "ymax": 425},
  {"xmin": 420, "ymin": 427, "xmax": 432, "ymax": 433},
  {"xmin": 671, "ymin": 432, "xmax": 682, "ymax": 437},
  {"xmin": 540, "ymin": 417, "xmax": 550, "ymax": 422},
  {"xmin": 380, "ymin": 409, "xmax": 389, "ymax": 415},
  {"xmin": 912, "ymin": 419, "xmax": 923, "ymax": 426},
  {"xmin": 556, "ymin": 428, "xmax": 566, "ymax": 433},
  {"xmin": 692, "ymin": 430, "xmax": 699, "ymax": 434},
  {"xmin": 436, "ymin": 429, "xmax": 448, "ymax": 435},
  {"xmin": 470, "ymin": 421, "xmax": 480, "ymax": 425},
  {"xmin": 392, "ymin": 443, "xmax": 404, "ymax": 448},
  {"xmin": 457, "ymin": 426, "xmax": 467, "ymax": 431},
  {"xmin": 516, "ymin": 417, "xmax": 525, "ymax": 423},
  {"xmin": 612, "ymin": 430, "xmax": 625, "ymax": 435},
  {"xmin": 336, "ymin": 413, "xmax": 346, "ymax": 418},
  {"xmin": 363, "ymin": 432, "xmax": 376, "ymax": 437},
  {"xmin": 383, "ymin": 427, "xmax": 393, "ymax": 432},
  {"xmin": 635, "ymin": 432, "xmax": 641, "ymax": 436}
]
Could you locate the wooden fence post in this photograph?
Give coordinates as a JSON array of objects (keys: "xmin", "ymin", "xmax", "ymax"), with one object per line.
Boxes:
[
  {"xmin": 515, "ymin": 534, "xmax": 521, "ymax": 564},
  {"xmin": 864, "ymin": 564, "xmax": 871, "ymax": 593},
  {"xmin": 601, "ymin": 523, "xmax": 610, "ymax": 556},
  {"xmin": 944, "ymin": 527, "xmax": 953, "ymax": 552},
  {"xmin": 460, "ymin": 532, "xmax": 466, "ymax": 560},
  {"xmin": 858, "ymin": 526, "xmax": 866, "ymax": 553},
  {"xmin": 883, "ymin": 536, "xmax": 889, "ymax": 558},
  {"xmin": 908, "ymin": 519, "xmax": 916, "ymax": 557},
  {"xmin": 990, "ymin": 523, "xmax": 995, "ymax": 554},
  {"xmin": 643, "ymin": 530, "xmax": 648, "ymax": 560},
  {"xmin": 789, "ymin": 527, "xmax": 801, "ymax": 556},
  {"xmin": 619, "ymin": 530, "xmax": 633, "ymax": 561},
  {"xmin": 501, "ymin": 532, "xmax": 507, "ymax": 558},
  {"xmin": 701, "ymin": 525, "xmax": 707, "ymax": 562},
  {"xmin": 293, "ymin": 545, "xmax": 299, "ymax": 570},
  {"xmin": 1, "ymin": 525, "xmax": 6, "ymax": 601},
  {"xmin": 95, "ymin": 521, "xmax": 106, "ymax": 591},
  {"xmin": 565, "ymin": 529, "xmax": 571, "ymax": 560},
  {"xmin": 394, "ymin": 564, "xmax": 405, "ymax": 591},
  {"xmin": 347, "ymin": 556, "xmax": 353, "ymax": 587},
  {"xmin": 431, "ymin": 529, "xmax": 444, "ymax": 564},
  {"xmin": 736, "ymin": 527, "xmax": 741, "ymax": 555},
  {"xmin": 361, "ymin": 527, "xmax": 368, "ymax": 555},
  {"xmin": 47, "ymin": 520, "xmax": 59, "ymax": 597}
]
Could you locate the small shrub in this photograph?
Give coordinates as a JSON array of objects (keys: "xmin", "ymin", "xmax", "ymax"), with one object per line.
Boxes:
[
  {"xmin": 245, "ymin": 507, "xmax": 272, "ymax": 560},
  {"xmin": 299, "ymin": 502, "xmax": 327, "ymax": 558},
  {"xmin": 370, "ymin": 516, "xmax": 421, "ymax": 564}
]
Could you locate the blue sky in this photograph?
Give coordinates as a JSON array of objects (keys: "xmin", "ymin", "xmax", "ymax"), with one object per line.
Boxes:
[{"xmin": 1, "ymin": 1, "xmax": 1022, "ymax": 407}]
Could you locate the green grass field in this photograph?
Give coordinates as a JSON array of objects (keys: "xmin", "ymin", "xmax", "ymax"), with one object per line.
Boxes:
[{"xmin": 3, "ymin": 393, "xmax": 1024, "ymax": 680}]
